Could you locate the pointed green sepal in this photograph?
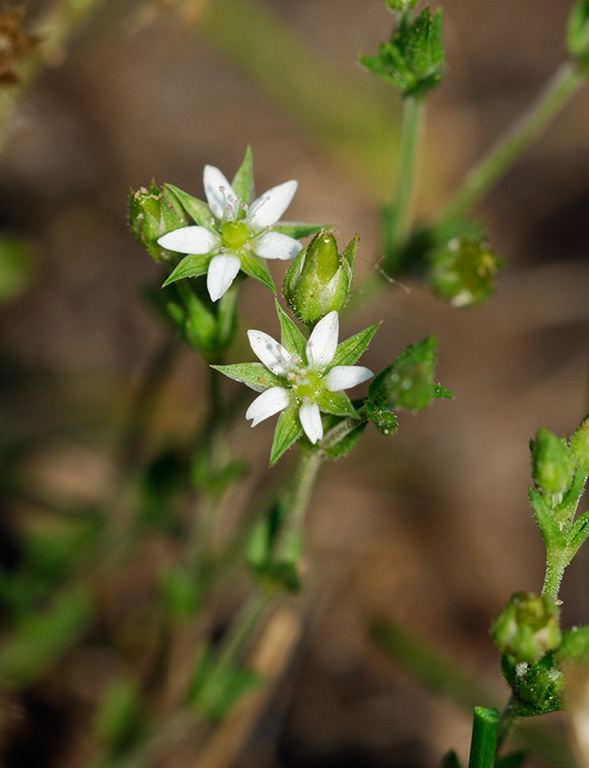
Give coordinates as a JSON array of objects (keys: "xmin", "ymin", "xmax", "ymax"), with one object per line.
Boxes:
[
  {"xmin": 531, "ymin": 428, "xmax": 575, "ymax": 499},
  {"xmin": 211, "ymin": 362, "xmax": 283, "ymax": 393},
  {"xmin": 273, "ymin": 222, "xmax": 325, "ymax": 239},
  {"xmin": 275, "ymin": 301, "xmax": 307, "ymax": 359},
  {"xmin": 162, "ymin": 253, "xmax": 212, "ymax": 287},
  {"xmin": 491, "ymin": 592, "xmax": 562, "ymax": 665},
  {"xmin": 270, "ymin": 403, "xmax": 303, "ymax": 465},
  {"xmin": 129, "ymin": 182, "xmax": 189, "ymax": 262},
  {"xmin": 570, "ymin": 414, "xmax": 589, "ymax": 475},
  {"xmin": 240, "ymin": 250, "xmax": 276, "ymax": 294},
  {"xmin": 231, "ymin": 146, "xmax": 254, "ymax": 204},
  {"xmin": 528, "ymin": 486, "xmax": 565, "ymax": 546},
  {"xmin": 330, "ymin": 322, "xmax": 381, "ymax": 368},
  {"xmin": 163, "ymin": 184, "xmax": 214, "ymax": 228},
  {"xmin": 316, "ymin": 390, "xmax": 358, "ymax": 419}
]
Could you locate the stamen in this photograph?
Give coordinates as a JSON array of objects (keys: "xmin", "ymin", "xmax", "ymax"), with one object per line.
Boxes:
[{"xmin": 220, "ymin": 246, "xmax": 227, "ymax": 252}]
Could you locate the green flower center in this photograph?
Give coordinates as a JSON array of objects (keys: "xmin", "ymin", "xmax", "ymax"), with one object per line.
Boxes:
[
  {"xmin": 222, "ymin": 221, "xmax": 251, "ymax": 250},
  {"xmin": 289, "ymin": 368, "xmax": 322, "ymax": 401}
]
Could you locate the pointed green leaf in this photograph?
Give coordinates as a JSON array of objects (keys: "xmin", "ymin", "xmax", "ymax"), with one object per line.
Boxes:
[
  {"xmin": 164, "ymin": 184, "xmax": 214, "ymax": 228},
  {"xmin": 270, "ymin": 403, "xmax": 303, "ymax": 465},
  {"xmin": 330, "ymin": 322, "xmax": 381, "ymax": 368},
  {"xmin": 316, "ymin": 390, "xmax": 358, "ymax": 419},
  {"xmin": 162, "ymin": 253, "xmax": 212, "ymax": 287},
  {"xmin": 433, "ymin": 383, "xmax": 454, "ymax": 399},
  {"xmin": 275, "ymin": 301, "xmax": 306, "ymax": 358},
  {"xmin": 528, "ymin": 487, "xmax": 565, "ymax": 546},
  {"xmin": 568, "ymin": 511, "xmax": 589, "ymax": 557},
  {"xmin": 273, "ymin": 223, "xmax": 325, "ymax": 239},
  {"xmin": 231, "ymin": 146, "xmax": 254, "ymax": 203},
  {"xmin": 211, "ymin": 362, "xmax": 283, "ymax": 393},
  {"xmin": 240, "ymin": 251, "xmax": 276, "ymax": 294}
]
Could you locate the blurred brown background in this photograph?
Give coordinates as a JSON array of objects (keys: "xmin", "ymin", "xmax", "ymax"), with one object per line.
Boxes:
[{"xmin": 1, "ymin": 0, "xmax": 589, "ymax": 766}]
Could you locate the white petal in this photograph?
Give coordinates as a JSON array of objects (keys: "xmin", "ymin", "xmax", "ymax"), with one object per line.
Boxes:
[
  {"xmin": 207, "ymin": 253, "xmax": 241, "ymax": 302},
  {"xmin": 306, "ymin": 311, "xmax": 338, "ymax": 371},
  {"xmin": 248, "ymin": 179, "xmax": 298, "ymax": 229},
  {"xmin": 203, "ymin": 164, "xmax": 236, "ymax": 220},
  {"xmin": 246, "ymin": 387, "xmax": 290, "ymax": 427},
  {"xmin": 247, "ymin": 329, "xmax": 294, "ymax": 375},
  {"xmin": 325, "ymin": 365, "xmax": 373, "ymax": 391},
  {"xmin": 299, "ymin": 402, "xmax": 323, "ymax": 444},
  {"xmin": 158, "ymin": 226, "xmax": 220, "ymax": 254},
  {"xmin": 254, "ymin": 231, "xmax": 304, "ymax": 261}
]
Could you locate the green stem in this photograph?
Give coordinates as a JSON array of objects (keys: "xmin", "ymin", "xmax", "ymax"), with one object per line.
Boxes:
[
  {"xmin": 439, "ymin": 61, "xmax": 586, "ymax": 224},
  {"xmin": 467, "ymin": 706, "xmax": 499, "ymax": 768},
  {"xmin": 496, "ymin": 695, "xmax": 518, "ymax": 751},
  {"xmin": 387, "ymin": 96, "xmax": 426, "ymax": 258},
  {"xmin": 274, "ymin": 450, "xmax": 324, "ymax": 562},
  {"xmin": 213, "ymin": 590, "xmax": 273, "ymax": 676},
  {"xmin": 541, "ymin": 549, "xmax": 570, "ymax": 603}
]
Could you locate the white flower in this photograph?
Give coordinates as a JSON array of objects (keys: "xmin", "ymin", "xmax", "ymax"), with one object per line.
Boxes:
[
  {"xmin": 244, "ymin": 311, "xmax": 372, "ymax": 445},
  {"xmin": 158, "ymin": 164, "xmax": 303, "ymax": 301}
]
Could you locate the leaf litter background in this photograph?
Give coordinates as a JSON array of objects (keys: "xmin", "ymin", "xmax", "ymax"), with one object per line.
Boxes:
[{"xmin": 0, "ymin": 0, "xmax": 589, "ymax": 766}]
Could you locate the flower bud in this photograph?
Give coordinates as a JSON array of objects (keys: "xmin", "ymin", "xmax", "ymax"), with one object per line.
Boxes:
[
  {"xmin": 430, "ymin": 236, "xmax": 504, "ymax": 308},
  {"xmin": 129, "ymin": 182, "xmax": 188, "ymax": 263},
  {"xmin": 570, "ymin": 415, "xmax": 589, "ymax": 475},
  {"xmin": 531, "ymin": 428, "xmax": 575, "ymax": 498},
  {"xmin": 384, "ymin": 0, "xmax": 419, "ymax": 10},
  {"xmin": 283, "ymin": 232, "xmax": 357, "ymax": 327},
  {"xmin": 491, "ymin": 592, "xmax": 561, "ymax": 665}
]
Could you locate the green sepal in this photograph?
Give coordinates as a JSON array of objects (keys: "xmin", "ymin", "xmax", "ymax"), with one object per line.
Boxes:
[
  {"xmin": 433, "ymin": 383, "xmax": 453, "ymax": 399},
  {"xmin": 384, "ymin": 0, "xmax": 419, "ymax": 11},
  {"xmin": 367, "ymin": 335, "xmax": 448, "ymax": 415},
  {"xmin": 570, "ymin": 413, "xmax": 589, "ymax": 475},
  {"xmin": 188, "ymin": 645, "xmax": 262, "ymax": 722},
  {"xmin": 129, "ymin": 182, "xmax": 190, "ymax": 262},
  {"xmin": 360, "ymin": 8, "xmax": 445, "ymax": 99},
  {"xmin": 275, "ymin": 301, "xmax": 307, "ymax": 359},
  {"xmin": 162, "ymin": 253, "xmax": 212, "ymax": 287},
  {"xmin": 567, "ymin": 0, "xmax": 589, "ymax": 69},
  {"xmin": 274, "ymin": 222, "xmax": 325, "ymax": 239},
  {"xmin": 330, "ymin": 322, "xmax": 381, "ymax": 368},
  {"xmin": 164, "ymin": 183, "xmax": 214, "ymax": 228},
  {"xmin": 270, "ymin": 402, "xmax": 303, "ymax": 465},
  {"xmin": 231, "ymin": 146, "xmax": 254, "ymax": 204},
  {"xmin": 530, "ymin": 428, "xmax": 575, "ymax": 499},
  {"xmin": 367, "ymin": 407, "xmax": 399, "ymax": 436},
  {"xmin": 240, "ymin": 250, "xmax": 276, "ymax": 294},
  {"xmin": 528, "ymin": 487, "xmax": 566, "ymax": 547},
  {"xmin": 567, "ymin": 510, "xmax": 589, "ymax": 558},
  {"xmin": 316, "ymin": 390, "xmax": 358, "ymax": 420},
  {"xmin": 490, "ymin": 592, "xmax": 561, "ymax": 666},
  {"xmin": 211, "ymin": 362, "xmax": 283, "ymax": 393},
  {"xmin": 513, "ymin": 651, "xmax": 564, "ymax": 715}
]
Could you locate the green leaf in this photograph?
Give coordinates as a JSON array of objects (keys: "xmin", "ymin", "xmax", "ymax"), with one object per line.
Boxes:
[
  {"xmin": 273, "ymin": 222, "xmax": 325, "ymax": 239},
  {"xmin": 270, "ymin": 403, "xmax": 303, "ymax": 465},
  {"xmin": 528, "ymin": 487, "xmax": 565, "ymax": 546},
  {"xmin": 275, "ymin": 301, "xmax": 307, "ymax": 358},
  {"xmin": 164, "ymin": 184, "xmax": 214, "ymax": 227},
  {"xmin": 240, "ymin": 250, "xmax": 276, "ymax": 294},
  {"xmin": 231, "ymin": 146, "xmax": 254, "ymax": 203},
  {"xmin": 211, "ymin": 362, "xmax": 283, "ymax": 392},
  {"xmin": 441, "ymin": 751, "xmax": 462, "ymax": 768},
  {"xmin": 433, "ymin": 383, "xmax": 454, "ymax": 399},
  {"xmin": 367, "ymin": 335, "xmax": 447, "ymax": 415},
  {"xmin": 360, "ymin": 8, "xmax": 445, "ymax": 99},
  {"xmin": 162, "ymin": 253, "xmax": 212, "ymax": 286},
  {"xmin": 330, "ymin": 322, "xmax": 381, "ymax": 368},
  {"xmin": 316, "ymin": 390, "xmax": 358, "ymax": 419},
  {"xmin": 494, "ymin": 752, "xmax": 527, "ymax": 768}
]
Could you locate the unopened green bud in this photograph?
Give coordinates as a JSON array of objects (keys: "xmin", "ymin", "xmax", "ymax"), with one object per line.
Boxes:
[
  {"xmin": 531, "ymin": 428, "xmax": 575, "ymax": 498},
  {"xmin": 491, "ymin": 592, "xmax": 561, "ymax": 665},
  {"xmin": 283, "ymin": 231, "xmax": 357, "ymax": 327},
  {"xmin": 129, "ymin": 182, "xmax": 188, "ymax": 262},
  {"xmin": 430, "ymin": 236, "xmax": 504, "ymax": 307},
  {"xmin": 570, "ymin": 415, "xmax": 589, "ymax": 475},
  {"xmin": 516, "ymin": 652, "xmax": 564, "ymax": 712},
  {"xmin": 384, "ymin": 0, "xmax": 419, "ymax": 11},
  {"xmin": 567, "ymin": 0, "xmax": 589, "ymax": 70}
]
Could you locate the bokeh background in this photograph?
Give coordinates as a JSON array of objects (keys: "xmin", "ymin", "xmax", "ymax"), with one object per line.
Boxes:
[{"xmin": 1, "ymin": 0, "xmax": 589, "ymax": 766}]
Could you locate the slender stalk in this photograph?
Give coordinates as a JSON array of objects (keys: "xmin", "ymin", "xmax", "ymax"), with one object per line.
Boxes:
[
  {"xmin": 213, "ymin": 590, "xmax": 273, "ymax": 677},
  {"xmin": 387, "ymin": 96, "xmax": 426, "ymax": 257},
  {"xmin": 439, "ymin": 61, "xmax": 586, "ymax": 224},
  {"xmin": 541, "ymin": 550, "xmax": 569, "ymax": 603},
  {"xmin": 467, "ymin": 706, "xmax": 499, "ymax": 768},
  {"xmin": 274, "ymin": 450, "xmax": 324, "ymax": 562},
  {"xmin": 496, "ymin": 695, "xmax": 518, "ymax": 751}
]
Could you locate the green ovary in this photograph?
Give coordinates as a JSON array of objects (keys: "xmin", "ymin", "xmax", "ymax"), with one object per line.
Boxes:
[
  {"xmin": 222, "ymin": 221, "xmax": 251, "ymax": 249},
  {"xmin": 291, "ymin": 369, "xmax": 322, "ymax": 400}
]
